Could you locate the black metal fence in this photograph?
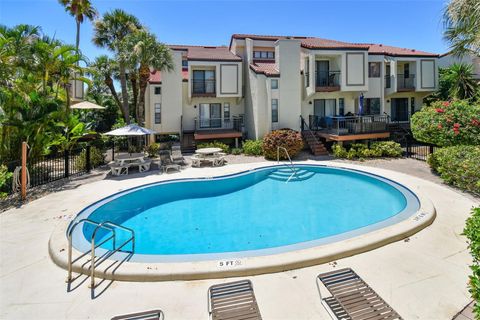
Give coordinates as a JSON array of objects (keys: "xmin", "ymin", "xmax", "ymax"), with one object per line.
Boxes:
[{"xmin": 391, "ymin": 132, "xmax": 439, "ymax": 161}]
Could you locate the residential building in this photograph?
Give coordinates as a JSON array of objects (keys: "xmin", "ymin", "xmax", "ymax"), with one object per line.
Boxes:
[
  {"xmin": 145, "ymin": 34, "xmax": 439, "ymax": 150},
  {"xmin": 439, "ymin": 52, "xmax": 480, "ymax": 79}
]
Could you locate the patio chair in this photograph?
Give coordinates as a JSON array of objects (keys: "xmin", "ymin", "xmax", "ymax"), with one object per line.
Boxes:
[
  {"xmin": 111, "ymin": 309, "xmax": 164, "ymax": 320},
  {"xmin": 137, "ymin": 159, "xmax": 152, "ymax": 173},
  {"xmin": 108, "ymin": 162, "xmax": 129, "ymax": 176},
  {"xmin": 208, "ymin": 280, "xmax": 262, "ymax": 320},
  {"xmin": 190, "ymin": 154, "xmax": 202, "ymax": 167},
  {"xmin": 159, "ymin": 151, "xmax": 181, "ymax": 173},
  {"xmin": 171, "ymin": 146, "xmax": 186, "ymax": 165},
  {"xmin": 317, "ymin": 268, "xmax": 402, "ymax": 320},
  {"xmin": 213, "ymin": 155, "xmax": 226, "ymax": 167}
]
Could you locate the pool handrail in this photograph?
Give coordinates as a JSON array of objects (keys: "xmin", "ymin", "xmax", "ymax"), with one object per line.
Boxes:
[
  {"xmin": 276, "ymin": 146, "xmax": 299, "ymax": 183},
  {"xmin": 66, "ymin": 218, "xmax": 115, "ymax": 283},
  {"xmin": 89, "ymin": 221, "xmax": 135, "ymax": 288}
]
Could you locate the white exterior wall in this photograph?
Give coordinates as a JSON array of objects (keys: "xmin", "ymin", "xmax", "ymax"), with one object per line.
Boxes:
[{"xmin": 277, "ymin": 39, "xmax": 302, "ymax": 132}]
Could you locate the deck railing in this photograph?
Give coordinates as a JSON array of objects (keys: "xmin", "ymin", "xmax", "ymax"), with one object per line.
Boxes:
[
  {"xmin": 192, "ymin": 79, "xmax": 216, "ymax": 95},
  {"xmin": 309, "ymin": 115, "xmax": 389, "ymax": 135},
  {"xmin": 315, "ymin": 70, "xmax": 341, "ymax": 88},
  {"xmin": 397, "ymin": 74, "xmax": 415, "ymax": 90},
  {"xmin": 194, "ymin": 116, "xmax": 242, "ymax": 131}
]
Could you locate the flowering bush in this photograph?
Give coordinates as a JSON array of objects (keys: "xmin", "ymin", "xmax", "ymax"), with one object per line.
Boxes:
[
  {"xmin": 411, "ymin": 100, "xmax": 480, "ymax": 146},
  {"xmin": 262, "ymin": 129, "xmax": 303, "ymax": 160},
  {"xmin": 242, "ymin": 140, "xmax": 263, "ymax": 156},
  {"xmin": 464, "ymin": 207, "xmax": 480, "ymax": 317},
  {"xmin": 427, "ymin": 145, "xmax": 480, "ymax": 195}
]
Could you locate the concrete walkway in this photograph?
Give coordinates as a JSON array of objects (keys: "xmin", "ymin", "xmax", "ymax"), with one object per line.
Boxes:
[{"xmin": 0, "ymin": 160, "xmax": 478, "ymax": 319}]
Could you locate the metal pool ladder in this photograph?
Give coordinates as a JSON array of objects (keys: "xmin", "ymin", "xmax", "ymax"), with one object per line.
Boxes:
[
  {"xmin": 66, "ymin": 219, "xmax": 135, "ymax": 288},
  {"xmin": 276, "ymin": 146, "xmax": 299, "ymax": 183}
]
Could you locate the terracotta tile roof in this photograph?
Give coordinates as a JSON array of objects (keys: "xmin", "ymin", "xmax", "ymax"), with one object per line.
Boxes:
[
  {"xmin": 300, "ymin": 38, "xmax": 370, "ymax": 50},
  {"xmin": 365, "ymin": 43, "xmax": 439, "ymax": 57},
  {"xmin": 249, "ymin": 62, "xmax": 280, "ymax": 77},
  {"xmin": 232, "ymin": 34, "xmax": 307, "ymax": 41},
  {"xmin": 169, "ymin": 45, "xmax": 242, "ymax": 61},
  {"xmin": 148, "ymin": 69, "xmax": 189, "ymax": 84}
]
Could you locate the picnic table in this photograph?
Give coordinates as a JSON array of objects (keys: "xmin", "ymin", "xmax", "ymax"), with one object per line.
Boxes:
[
  {"xmin": 192, "ymin": 148, "xmax": 226, "ymax": 167},
  {"xmin": 115, "ymin": 153, "xmax": 146, "ymax": 166}
]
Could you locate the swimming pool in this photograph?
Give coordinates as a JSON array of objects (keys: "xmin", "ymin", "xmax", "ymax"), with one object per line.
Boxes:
[{"xmin": 69, "ymin": 165, "xmax": 420, "ymax": 263}]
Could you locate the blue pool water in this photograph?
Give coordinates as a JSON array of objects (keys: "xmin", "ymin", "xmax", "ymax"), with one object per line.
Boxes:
[{"xmin": 72, "ymin": 165, "xmax": 419, "ymax": 260}]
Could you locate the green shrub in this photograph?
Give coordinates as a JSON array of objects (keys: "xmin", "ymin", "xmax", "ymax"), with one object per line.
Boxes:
[
  {"xmin": 411, "ymin": 100, "xmax": 480, "ymax": 146},
  {"xmin": 370, "ymin": 141, "xmax": 403, "ymax": 157},
  {"xmin": 427, "ymin": 145, "xmax": 480, "ymax": 194},
  {"xmin": 231, "ymin": 148, "xmax": 243, "ymax": 155},
  {"xmin": 0, "ymin": 165, "xmax": 13, "ymax": 199},
  {"xmin": 243, "ymin": 140, "xmax": 263, "ymax": 156},
  {"xmin": 464, "ymin": 207, "xmax": 480, "ymax": 317},
  {"xmin": 332, "ymin": 144, "xmax": 348, "ymax": 158},
  {"xmin": 76, "ymin": 147, "xmax": 106, "ymax": 170},
  {"xmin": 146, "ymin": 143, "xmax": 161, "ymax": 157},
  {"xmin": 262, "ymin": 129, "xmax": 304, "ymax": 160},
  {"xmin": 332, "ymin": 141, "xmax": 402, "ymax": 159},
  {"xmin": 196, "ymin": 141, "xmax": 230, "ymax": 153}
]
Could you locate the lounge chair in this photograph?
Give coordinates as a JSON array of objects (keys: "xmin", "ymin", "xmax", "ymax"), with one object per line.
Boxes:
[
  {"xmin": 111, "ymin": 309, "xmax": 164, "ymax": 320},
  {"xmin": 208, "ymin": 280, "xmax": 262, "ymax": 320},
  {"xmin": 109, "ymin": 162, "xmax": 129, "ymax": 176},
  {"xmin": 171, "ymin": 145, "xmax": 186, "ymax": 165},
  {"xmin": 159, "ymin": 151, "xmax": 181, "ymax": 173},
  {"xmin": 317, "ymin": 268, "xmax": 402, "ymax": 320}
]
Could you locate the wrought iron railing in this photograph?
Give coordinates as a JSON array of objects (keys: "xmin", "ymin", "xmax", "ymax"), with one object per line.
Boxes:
[
  {"xmin": 315, "ymin": 71, "xmax": 341, "ymax": 87},
  {"xmin": 309, "ymin": 115, "xmax": 389, "ymax": 135},
  {"xmin": 192, "ymin": 79, "xmax": 216, "ymax": 95},
  {"xmin": 397, "ymin": 74, "xmax": 415, "ymax": 90},
  {"xmin": 194, "ymin": 116, "xmax": 242, "ymax": 131}
]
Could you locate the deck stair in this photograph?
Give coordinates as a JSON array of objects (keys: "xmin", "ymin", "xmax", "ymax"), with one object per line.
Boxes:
[
  {"xmin": 300, "ymin": 116, "xmax": 328, "ymax": 156},
  {"xmin": 268, "ymin": 167, "xmax": 315, "ymax": 182}
]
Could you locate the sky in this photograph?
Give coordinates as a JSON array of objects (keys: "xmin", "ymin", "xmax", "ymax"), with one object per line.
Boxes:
[{"xmin": 0, "ymin": 0, "xmax": 449, "ymax": 62}]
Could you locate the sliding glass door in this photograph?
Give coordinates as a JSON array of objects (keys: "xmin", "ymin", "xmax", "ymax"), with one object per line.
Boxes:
[
  {"xmin": 314, "ymin": 99, "xmax": 336, "ymax": 117},
  {"xmin": 391, "ymin": 98, "xmax": 409, "ymax": 122},
  {"xmin": 199, "ymin": 103, "xmax": 221, "ymax": 128}
]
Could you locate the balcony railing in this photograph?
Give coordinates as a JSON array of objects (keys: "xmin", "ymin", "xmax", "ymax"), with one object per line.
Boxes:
[
  {"xmin": 315, "ymin": 71, "xmax": 340, "ymax": 90},
  {"xmin": 195, "ymin": 116, "xmax": 242, "ymax": 131},
  {"xmin": 397, "ymin": 74, "xmax": 415, "ymax": 91},
  {"xmin": 309, "ymin": 115, "xmax": 389, "ymax": 135},
  {"xmin": 192, "ymin": 79, "xmax": 216, "ymax": 95}
]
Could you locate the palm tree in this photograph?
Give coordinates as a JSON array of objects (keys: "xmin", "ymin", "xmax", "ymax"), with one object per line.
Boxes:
[
  {"xmin": 122, "ymin": 30, "xmax": 173, "ymax": 124},
  {"xmin": 443, "ymin": 0, "xmax": 480, "ymax": 56},
  {"xmin": 58, "ymin": 0, "xmax": 97, "ymax": 51},
  {"xmin": 92, "ymin": 9, "xmax": 142, "ymax": 123},
  {"xmin": 443, "ymin": 63, "xmax": 479, "ymax": 99}
]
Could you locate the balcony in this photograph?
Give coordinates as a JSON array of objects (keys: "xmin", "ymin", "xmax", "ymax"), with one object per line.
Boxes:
[
  {"xmin": 194, "ymin": 117, "xmax": 243, "ymax": 141},
  {"xmin": 191, "ymin": 79, "xmax": 216, "ymax": 97},
  {"xmin": 397, "ymin": 74, "xmax": 415, "ymax": 91},
  {"xmin": 308, "ymin": 115, "xmax": 390, "ymax": 141},
  {"xmin": 315, "ymin": 71, "xmax": 341, "ymax": 92}
]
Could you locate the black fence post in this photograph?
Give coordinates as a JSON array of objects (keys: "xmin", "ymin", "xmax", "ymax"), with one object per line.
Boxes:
[
  {"xmin": 112, "ymin": 139, "xmax": 115, "ymax": 161},
  {"xmin": 86, "ymin": 145, "xmax": 91, "ymax": 173},
  {"xmin": 64, "ymin": 150, "xmax": 70, "ymax": 178},
  {"xmin": 429, "ymin": 145, "xmax": 434, "ymax": 155}
]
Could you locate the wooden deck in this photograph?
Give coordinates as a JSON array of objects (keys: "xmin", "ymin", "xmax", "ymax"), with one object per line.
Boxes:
[
  {"xmin": 194, "ymin": 129, "xmax": 242, "ymax": 140},
  {"xmin": 317, "ymin": 131, "xmax": 390, "ymax": 141}
]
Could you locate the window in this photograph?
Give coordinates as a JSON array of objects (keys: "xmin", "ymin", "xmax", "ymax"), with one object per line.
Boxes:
[
  {"xmin": 404, "ymin": 63, "xmax": 410, "ymax": 78},
  {"xmin": 271, "ymin": 99, "xmax": 278, "ymax": 123},
  {"xmin": 154, "ymin": 87, "xmax": 161, "ymax": 95},
  {"xmin": 338, "ymin": 98, "xmax": 345, "ymax": 116},
  {"xmin": 154, "ymin": 103, "xmax": 161, "ymax": 124},
  {"xmin": 271, "ymin": 79, "xmax": 278, "ymax": 89},
  {"xmin": 182, "ymin": 60, "xmax": 188, "ymax": 69},
  {"xmin": 368, "ymin": 62, "xmax": 381, "ymax": 78},
  {"xmin": 305, "ymin": 59, "xmax": 310, "ymax": 87},
  {"xmin": 192, "ymin": 70, "xmax": 215, "ymax": 94},
  {"xmin": 314, "ymin": 99, "xmax": 336, "ymax": 117},
  {"xmin": 224, "ymin": 103, "xmax": 230, "ymax": 119},
  {"xmin": 199, "ymin": 103, "xmax": 221, "ymax": 128},
  {"xmin": 253, "ymin": 51, "xmax": 274, "ymax": 59},
  {"xmin": 410, "ymin": 97, "xmax": 415, "ymax": 115},
  {"xmin": 364, "ymin": 98, "xmax": 381, "ymax": 114}
]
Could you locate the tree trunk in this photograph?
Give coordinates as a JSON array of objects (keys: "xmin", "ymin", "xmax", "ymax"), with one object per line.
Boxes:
[
  {"xmin": 137, "ymin": 64, "xmax": 150, "ymax": 126},
  {"xmin": 75, "ymin": 21, "xmax": 80, "ymax": 51},
  {"xmin": 130, "ymin": 72, "xmax": 139, "ymax": 123},
  {"xmin": 118, "ymin": 63, "xmax": 130, "ymax": 124},
  {"xmin": 105, "ymin": 76, "xmax": 125, "ymax": 118}
]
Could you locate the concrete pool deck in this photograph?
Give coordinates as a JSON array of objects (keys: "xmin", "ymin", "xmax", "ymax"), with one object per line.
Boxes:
[{"xmin": 1, "ymin": 160, "xmax": 479, "ymax": 319}]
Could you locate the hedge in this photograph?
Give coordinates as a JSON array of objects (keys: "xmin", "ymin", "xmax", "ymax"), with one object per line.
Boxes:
[
  {"xmin": 262, "ymin": 129, "xmax": 303, "ymax": 160},
  {"xmin": 427, "ymin": 145, "xmax": 480, "ymax": 195},
  {"xmin": 242, "ymin": 140, "xmax": 263, "ymax": 156},
  {"xmin": 332, "ymin": 141, "xmax": 403, "ymax": 160},
  {"xmin": 464, "ymin": 207, "xmax": 480, "ymax": 318}
]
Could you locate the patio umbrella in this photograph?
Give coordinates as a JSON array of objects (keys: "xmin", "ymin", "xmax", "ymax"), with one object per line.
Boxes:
[
  {"xmin": 358, "ymin": 93, "xmax": 364, "ymax": 116},
  {"xmin": 70, "ymin": 101, "xmax": 106, "ymax": 110},
  {"xmin": 104, "ymin": 124, "xmax": 156, "ymax": 156}
]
